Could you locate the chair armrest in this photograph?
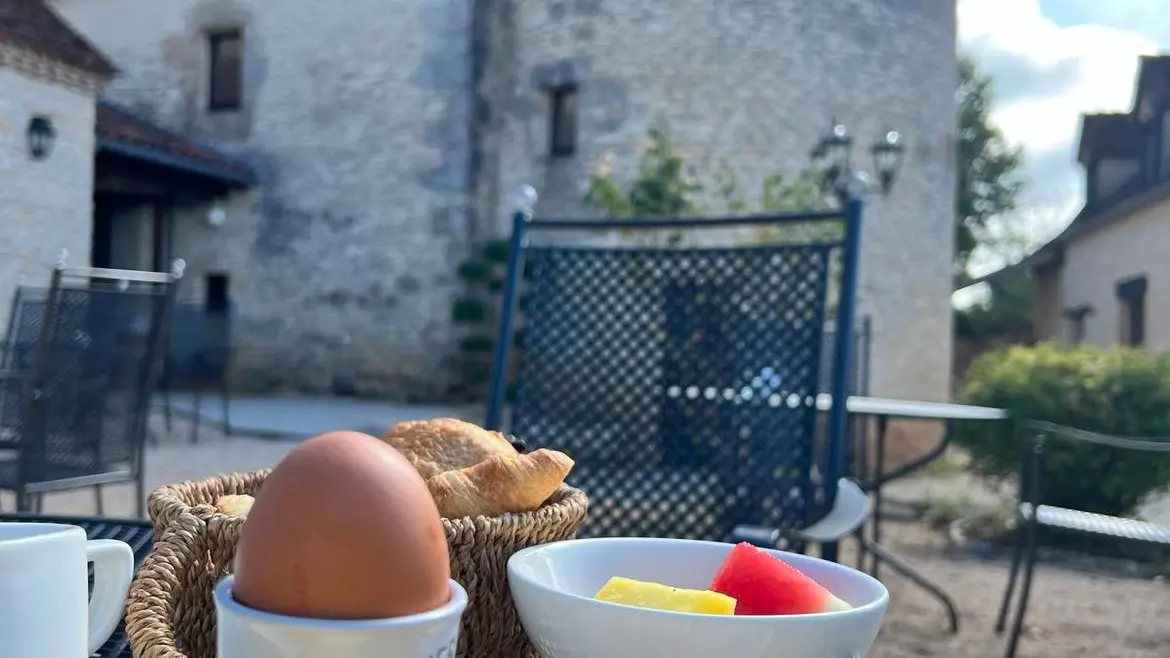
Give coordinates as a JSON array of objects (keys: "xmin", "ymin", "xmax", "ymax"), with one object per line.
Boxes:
[
  {"xmin": 796, "ymin": 478, "xmax": 871, "ymax": 543},
  {"xmin": 729, "ymin": 525, "xmax": 783, "ymax": 548},
  {"xmin": 730, "ymin": 478, "xmax": 871, "ymax": 547}
]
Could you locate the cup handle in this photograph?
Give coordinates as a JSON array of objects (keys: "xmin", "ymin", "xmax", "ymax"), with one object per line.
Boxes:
[{"xmin": 85, "ymin": 539, "xmax": 135, "ymax": 655}]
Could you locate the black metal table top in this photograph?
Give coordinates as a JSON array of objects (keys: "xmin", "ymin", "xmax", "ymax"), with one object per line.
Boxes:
[{"xmin": 0, "ymin": 513, "xmax": 154, "ymax": 658}]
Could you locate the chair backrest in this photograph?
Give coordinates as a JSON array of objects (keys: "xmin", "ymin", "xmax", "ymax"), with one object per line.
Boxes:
[
  {"xmin": 163, "ymin": 301, "xmax": 234, "ymax": 385},
  {"xmin": 1021, "ymin": 420, "xmax": 1170, "ymax": 512},
  {"xmin": 12, "ymin": 264, "xmax": 180, "ymax": 484},
  {"xmin": 486, "ymin": 209, "xmax": 863, "ymax": 547},
  {"xmin": 2, "ymin": 287, "xmax": 48, "ymax": 372}
]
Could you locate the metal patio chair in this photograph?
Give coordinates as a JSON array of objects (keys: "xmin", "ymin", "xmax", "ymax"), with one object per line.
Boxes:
[
  {"xmin": 0, "ymin": 258, "xmax": 183, "ymax": 517},
  {"xmin": 484, "ymin": 191, "xmax": 870, "ymax": 555},
  {"xmin": 0, "ymin": 287, "xmax": 49, "ymax": 449},
  {"xmin": 157, "ymin": 301, "xmax": 234, "ymax": 443},
  {"xmin": 996, "ymin": 420, "xmax": 1170, "ymax": 658}
]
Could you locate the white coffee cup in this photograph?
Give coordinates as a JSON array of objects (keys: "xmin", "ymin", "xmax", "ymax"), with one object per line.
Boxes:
[
  {"xmin": 0, "ymin": 522, "xmax": 135, "ymax": 658},
  {"xmin": 215, "ymin": 574, "xmax": 468, "ymax": 658}
]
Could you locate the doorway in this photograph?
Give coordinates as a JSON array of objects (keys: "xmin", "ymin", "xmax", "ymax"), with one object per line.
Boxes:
[{"xmin": 92, "ymin": 193, "xmax": 170, "ymax": 271}]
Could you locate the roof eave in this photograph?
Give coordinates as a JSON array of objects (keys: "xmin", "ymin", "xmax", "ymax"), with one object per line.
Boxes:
[{"xmin": 96, "ymin": 138, "xmax": 256, "ymax": 188}]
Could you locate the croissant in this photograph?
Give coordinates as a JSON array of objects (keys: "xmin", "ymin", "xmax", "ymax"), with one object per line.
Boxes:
[
  {"xmin": 426, "ymin": 448, "xmax": 574, "ymax": 519},
  {"xmin": 382, "ymin": 418, "xmax": 518, "ymax": 479},
  {"xmin": 215, "ymin": 494, "xmax": 255, "ymax": 517}
]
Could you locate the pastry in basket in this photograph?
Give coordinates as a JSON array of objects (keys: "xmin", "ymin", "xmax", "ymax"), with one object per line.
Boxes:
[
  {"xmin": 381, "ymin": 417, "xmax": 519, "ymax": 478},
  {"xmin": 426, "ymin": 448, "xmax": 574, "ymax": 519},
  {"xmin": 215, "ymin": 494, "xmax": 255, "ymax": 516}
]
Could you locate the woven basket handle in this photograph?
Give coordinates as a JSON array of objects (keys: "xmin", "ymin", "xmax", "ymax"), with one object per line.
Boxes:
[{"xmin": 126, "ymin": 512, "xmax": 207, "ymax": 658}]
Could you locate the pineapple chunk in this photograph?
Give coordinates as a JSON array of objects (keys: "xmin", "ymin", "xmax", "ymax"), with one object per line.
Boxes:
[{"xmin": 594, "ymin": 576, "xmax": 736, "ymax": 615}]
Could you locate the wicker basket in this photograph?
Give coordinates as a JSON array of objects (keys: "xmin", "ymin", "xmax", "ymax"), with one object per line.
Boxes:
[{"xmin": 125, "ymin": 470, "xmax": 589, "ymax": 658}]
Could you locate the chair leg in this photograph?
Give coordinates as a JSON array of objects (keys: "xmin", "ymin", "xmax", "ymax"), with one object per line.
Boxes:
[
  {"xmin": 994, "ymin": 524, "xmax": 1026, "ymax": 634},
  {"xmin": 191, "ymin": 387, "xmax": 202, "ymax": 444},
  {"xmin": 1004, "ymin": 522, "xmax": 1041, "ymax": 658},
  {"xmin": 135, "ymin": 474, "xmax": 145, "ymax": 520},
  {"xmin": 221, "ymin": 375, "xmax": 232, "ymax": 437},
  {"xmin": 93, "ymin": 485, "xmax": 104, "ymax": 516},
  {"xmin": 34, "ymin": 494, "xmax": 44, "ymax": 513}
]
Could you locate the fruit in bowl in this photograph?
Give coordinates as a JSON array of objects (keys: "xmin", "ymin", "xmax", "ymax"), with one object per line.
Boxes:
[
  {"xmin": 507, "ymin": 537, "xmax": 888, "ymax": 658},
  {"xmin": 595, "ymin": 542, "xmax": 851, "ymax": 616}
]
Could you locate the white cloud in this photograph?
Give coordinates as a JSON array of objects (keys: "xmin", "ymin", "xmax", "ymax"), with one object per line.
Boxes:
[{"xmin": 958, "ymin": 0, "xmax": 1159, "ymax": 273}]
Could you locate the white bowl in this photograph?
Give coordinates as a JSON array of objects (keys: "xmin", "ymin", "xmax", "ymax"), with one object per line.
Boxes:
[{"xmin": 508, "ymin": 537, "xmax": 888, "ymax": 658}]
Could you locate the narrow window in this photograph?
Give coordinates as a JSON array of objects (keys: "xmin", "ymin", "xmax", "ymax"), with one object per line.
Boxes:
[
  {"xmin": 548, "ymin": 84, "xmax": 578, "ymax": 157},
  {"xmin": 1062, "ymin": 305, "xmax": 1093, "ymax": 344},
  {"xmin": 206, "ymin": 272, "xmax": 231, "ymax": 313},
  {"xmin": 1116, "ymin": 275, "xmax": 1147, "ymax": 347},
  {"xmin": 208, "ymin": 30, "xmax": 243, "ymax": 111}
]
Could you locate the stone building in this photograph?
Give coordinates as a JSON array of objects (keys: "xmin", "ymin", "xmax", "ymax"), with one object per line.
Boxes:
[{"xmin": 5, "ymin": 0, "xmax": 957, "ymax": 404}]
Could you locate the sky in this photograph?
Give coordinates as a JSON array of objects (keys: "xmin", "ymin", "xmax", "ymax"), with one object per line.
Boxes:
[{"xmin": 958, "ymin": 0, "xmax": 1165, "ymax": 274}]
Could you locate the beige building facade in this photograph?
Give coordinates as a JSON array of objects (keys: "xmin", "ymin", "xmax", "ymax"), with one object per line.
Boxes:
[{"xmin": 1024, "ymin": 57, "xmax": 1170, "ymax": 350}]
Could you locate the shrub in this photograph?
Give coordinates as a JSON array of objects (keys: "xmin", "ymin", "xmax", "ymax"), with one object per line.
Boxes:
[{"xmin": 956, "ymin": 342, "xmax": 1170, "ymax": 517}]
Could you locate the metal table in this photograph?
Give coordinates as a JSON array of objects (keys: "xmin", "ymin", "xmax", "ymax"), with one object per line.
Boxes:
[
  {"xmin": 816, "ymin": 395, "xmax": 1008, "ymax": 633},
  {"xmin": 0, "ymin": 513, "xmax": 154, "ymax": 658}
]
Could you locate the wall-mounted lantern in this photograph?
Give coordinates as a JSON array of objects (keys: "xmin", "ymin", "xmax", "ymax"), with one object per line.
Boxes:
[{"xmin": 26, "ymin": 116, "xmax": 56, "ymax": 161}]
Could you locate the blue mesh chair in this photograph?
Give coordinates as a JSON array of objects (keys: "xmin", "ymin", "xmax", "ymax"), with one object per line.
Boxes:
[{"xmin": 485, "ymin": 194, "xmax": 869, "ymax": 557}]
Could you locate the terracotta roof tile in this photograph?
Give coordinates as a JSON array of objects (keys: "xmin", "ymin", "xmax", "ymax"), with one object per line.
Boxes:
[
  {"xmin": 96, "ymin": 101, "xmax": 256, "ymax": 186},
  {"xmin": 0, "ymin": 0, "xmax": 115, "ymax": 78}
]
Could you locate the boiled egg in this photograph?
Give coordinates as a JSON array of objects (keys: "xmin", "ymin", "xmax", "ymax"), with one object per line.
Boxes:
[{"xmin": 232, "ymin": 430, "xmax": 451, "ymax": 619}]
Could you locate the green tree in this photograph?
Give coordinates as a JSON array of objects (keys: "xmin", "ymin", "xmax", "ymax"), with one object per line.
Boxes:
[{"xmin": 957, "ymin": 54, "xmax": 1025, "ymax": 277}]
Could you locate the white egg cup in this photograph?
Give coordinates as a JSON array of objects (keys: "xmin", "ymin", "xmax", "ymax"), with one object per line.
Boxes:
[{"xmin": 215, "ymin": 575, "xmax": 467, "ymax": 658}]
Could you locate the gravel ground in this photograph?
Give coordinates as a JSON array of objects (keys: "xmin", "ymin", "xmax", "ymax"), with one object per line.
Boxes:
[
  {"xmin": 858, "ymin": 521, "xmax": 1170, "ymax": 658},
  {"xmin": 6, "ymin": 413, "xmax": 1167, "ymax": 657}
]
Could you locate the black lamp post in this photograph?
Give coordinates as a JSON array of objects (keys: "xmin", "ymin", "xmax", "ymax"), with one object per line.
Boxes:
[
  {"xmin": 809, "ymin": 119, "xmax": 904, "ymax": 203},
  {"xmin": 26, "ymin": 116, "xmax": 56, "ymax": 161},
  {"xmin": 808, "ymin": 119, "xmax": 903, "ymax": 564}
]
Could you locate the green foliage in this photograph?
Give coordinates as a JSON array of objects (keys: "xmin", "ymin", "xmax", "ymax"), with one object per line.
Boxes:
[
  {"xmin": 954, "ymin": 276, "xmax": 1034, "ymax": 340},
  {"xmin": 451, "ymin": 297, "xmax": 487, "ymax": 324},
  {"xmin": 956, "ymin": 343, "xmax": 1170, "ymax": 516},
  {"xmin": 760, "ymin": 170, "xmax": 829, "ymax": 213},
  {"xmin": 957, "ymin": 54, "xmax": 1026, "ymax": 277},
  {"xmin": 588, "ymin": 120, "xmax": 701, "ymax": 218},
  {"xmin": 587, "ymin": 117, "xmax": 828, "ymax": 230},
  {"xmin": 451, "ymin": 240, "xmax": 526, "ymax": 395}
]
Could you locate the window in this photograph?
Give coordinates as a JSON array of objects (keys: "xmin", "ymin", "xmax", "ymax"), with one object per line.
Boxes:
[
  {"xmin": 1116, "ymin": 275, "xmax": 1147, "ymax": 346},
  {"xmin": 548, "ymin": 84, "xmax": 578, "ymax": 157},
  {"xmin": 1062, "ymin": 305, "xmax": 1094, "ymax": 343},
  {"xmin": 208, "ymin": 30, "xmax": 243, "ymax": 111},
  {"xmin": 206, "ymin": 272, "xmax": 231, "ymax": 312}
]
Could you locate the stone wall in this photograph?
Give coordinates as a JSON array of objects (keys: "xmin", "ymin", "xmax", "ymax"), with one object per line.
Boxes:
[
  {"xmin": 53, "ymin": 0, "xmax": 479, "ymax": 400},
  {"xmin": 477, "ymin": 0, "xmax": 959, "ymax": 404},
  {"xmin": 53, "ymin": 0, "xmax": 957, "ymax": 404},
  {"xmin": 0, "ymin": 43, "xmax": 102, "ymax": 333}
]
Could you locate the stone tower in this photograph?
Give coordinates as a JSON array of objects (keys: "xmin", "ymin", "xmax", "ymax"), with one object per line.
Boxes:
[{"xmin": 476, "ymin": 0, "xmax": 959, "ymax": 402}]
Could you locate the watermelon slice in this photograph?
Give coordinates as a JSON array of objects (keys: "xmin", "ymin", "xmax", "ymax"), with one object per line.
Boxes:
[{"xmin": 710, "ymin": 543, "xmax": 852, "ymax": 615}]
